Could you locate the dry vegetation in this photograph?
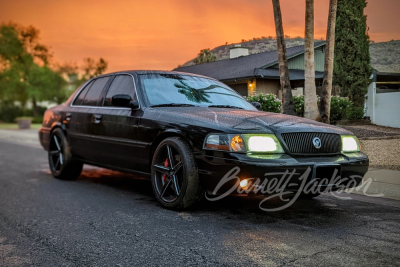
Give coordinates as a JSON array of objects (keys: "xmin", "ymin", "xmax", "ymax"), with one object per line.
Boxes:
[
  {"xmin": 181, "ymin": 37, "xmax": 400, "ymax": 73},
  {"xmin": 370, "ymin": 40, "xmax": 400, "ymax": 72}
]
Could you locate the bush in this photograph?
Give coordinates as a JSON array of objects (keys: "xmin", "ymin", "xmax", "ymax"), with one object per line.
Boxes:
[
  {"xmin": 0, "ymin": 104, "xmax": 47, "ymax": 123},
  {"xmin": 245, "ymin": 93, "xmax": 282, "ymax": 113},
  {"xmin": 244, "ymin": 94, "xmax": 363, "ymax": 121},
  {"xmin": 293, "ymin": 95, "xmax": 305, "ymax": 117},
  {"xmin": 344, "ymin": 106, "xmax": 364, "ymax": 120},
  {"xmin": 32, "ymin": 117, "xmax": 44, "ymax": 124},
  {"xmin": 330, "ymin": 96, "xmax": 353, "ymax": 121},
  {"xmin": 0, "ymin": 105, "xmax": 25, "ymax": 123}
]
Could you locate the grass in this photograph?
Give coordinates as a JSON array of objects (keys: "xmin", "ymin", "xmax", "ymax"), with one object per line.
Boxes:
[{"xmin": 0, "ymin": 123, "xmax": 42, "ymax": 130}]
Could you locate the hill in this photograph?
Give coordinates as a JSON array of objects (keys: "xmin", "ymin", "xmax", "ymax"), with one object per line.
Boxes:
[
  {"xmin": 370, "ymin": 40, "xmax": 400, "ymax": 72},
  {"xmin": 180, "ymin": 37, "xmax": 400, "ymax": 73}
]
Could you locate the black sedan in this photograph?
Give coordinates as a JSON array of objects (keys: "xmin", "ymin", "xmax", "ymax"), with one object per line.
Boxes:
[{"xmin": 39, "ymin": 71, "xmax": 369, "ymax": 209}]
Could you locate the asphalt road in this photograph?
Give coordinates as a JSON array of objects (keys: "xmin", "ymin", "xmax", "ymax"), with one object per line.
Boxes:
[{"xmin": 0, "ymin": 140, "xmax": 400, "ymax": 266}]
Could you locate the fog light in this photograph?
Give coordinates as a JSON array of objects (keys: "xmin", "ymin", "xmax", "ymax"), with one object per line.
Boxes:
[{"xmin": 240, "ymin": 179, "xmax": 248, "ymax": 188}]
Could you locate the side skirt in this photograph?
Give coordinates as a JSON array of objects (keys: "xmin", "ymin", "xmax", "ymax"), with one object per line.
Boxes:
[{"xmin": 78, "ymin": 159, "xmax": 151, "ymax": 179}]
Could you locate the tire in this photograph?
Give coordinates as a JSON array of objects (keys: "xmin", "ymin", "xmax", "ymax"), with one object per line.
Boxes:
[
  {"xmin": 48, "ymin": 128, "xmax": 83, "ymax": 180},
  {"xmin": 151, "ymin": 137, "xmax": 202, "ymax": 210}
]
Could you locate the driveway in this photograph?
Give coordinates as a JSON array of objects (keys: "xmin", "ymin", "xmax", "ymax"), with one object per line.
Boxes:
[{"xmin": 0, "ymin": 131, "xmax": 399, "ymax": 266}]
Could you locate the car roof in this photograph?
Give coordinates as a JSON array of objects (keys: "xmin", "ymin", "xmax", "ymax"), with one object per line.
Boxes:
[{"xmin": 96, "ymin": 70, "xmax": 219, "ymax": 81}]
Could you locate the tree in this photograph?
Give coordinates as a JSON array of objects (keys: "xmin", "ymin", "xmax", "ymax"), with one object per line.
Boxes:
[
  {"xmin": 0, "ymin": 23, "xmax": 65, "ymax": 115},
  {"xmin": 304, "ymin": 0, "xmax": 321, "ymax": 121},
  {"xmin": 320, "ymin": 0, "xmax": 338, "ymax": 123},
  {"xmin": 27, "ymin": 64, "xmax": 66, "ymax": 114},
  {"xmin": 82, "ymin": 57, "xmax": 108, "ymax": 80},
  {"xmin": 193, "ymin": 49, "xmax": 216, "ymax": 65},
  {"xmin": 271, "ymin": 0, "xmax": 296, "ymax": 115},
  {"xmin": 333, "ymin": 0, "xmax": 372, "ymax": 106}
]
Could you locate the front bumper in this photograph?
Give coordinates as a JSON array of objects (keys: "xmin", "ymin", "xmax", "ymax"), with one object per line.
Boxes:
[{"xmin": 196, "ymin": 151, "xmax": 369, "ymax": 196}]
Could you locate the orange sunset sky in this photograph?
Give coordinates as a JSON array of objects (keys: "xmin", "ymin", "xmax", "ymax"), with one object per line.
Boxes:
[{"xmin": 1, "ymin": 0, "xmax": 399, "ymax": 72}]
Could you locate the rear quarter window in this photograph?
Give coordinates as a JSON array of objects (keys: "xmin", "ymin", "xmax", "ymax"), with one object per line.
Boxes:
[
  {"xmin": 82, "ymin": 77, "xmax": 110, "ymax": 106},
  {"xmin": 73, "ymin": 80, "xmax": 94, "ymax": 106}
]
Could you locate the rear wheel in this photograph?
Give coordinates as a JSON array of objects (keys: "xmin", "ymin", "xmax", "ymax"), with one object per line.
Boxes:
[
  {"xmin": 151, "ymin": 137, "xmax": 202, "ymax": 210},
  {"xmin": 48, "ymin": 128, "xmax": 83, "ymax": 180}
]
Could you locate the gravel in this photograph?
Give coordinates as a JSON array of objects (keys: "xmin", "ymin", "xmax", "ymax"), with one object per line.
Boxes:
[
  {"xmin": 340, "ymin": 124, "xmax": 400, "ymax": 138},
  {"xmin": 360, "ymin": 139, "xmax": 400, "ymax": 171}
]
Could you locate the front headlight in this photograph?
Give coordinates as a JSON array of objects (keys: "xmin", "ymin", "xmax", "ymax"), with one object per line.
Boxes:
[
  {"xmin": 204, "ymin": 134, "xmax": 284, "ymax": 153},
  {"xmin": 341, "ymin": 135, "xmax": 360, "ymax": 152}
]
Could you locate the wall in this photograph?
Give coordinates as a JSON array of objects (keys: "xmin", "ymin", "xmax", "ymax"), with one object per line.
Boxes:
[
  {"xmin": 366, "ymin": 82, "xmax": 400, "ymax": 128},
  {"xmin": 228, "ymin": 83, "xmax": 248, "ymax": 96},
  {"xmin": 253, "ymin": 79, "xmax": 279, "ymax": 96},
  {"xmin": 271, "ymin": 47, "xmax": 325, "ymax": 72}
]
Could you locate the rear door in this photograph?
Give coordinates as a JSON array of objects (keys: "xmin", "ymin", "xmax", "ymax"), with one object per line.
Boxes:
[
  {"xmin": 90, "ymin": 74, "xmax": 144, "ymax": 172},
  {"xmin": 66, "ymin": 76, "xmax": 112, "ymax": 161}
]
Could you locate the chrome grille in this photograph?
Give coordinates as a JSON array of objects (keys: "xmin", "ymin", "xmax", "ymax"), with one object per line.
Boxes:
[{"xmin": 280, "ymin": 132, "xmax": 341, "ymax": 155}]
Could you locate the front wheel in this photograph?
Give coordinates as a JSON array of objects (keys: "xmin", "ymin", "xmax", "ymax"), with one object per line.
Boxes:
[
  {"xmin": 48, "ymin": 128, "xmax": 83, "ymax": 180},
  {"xmin": 151, "ymin": 137, "xmax": 202, "ymax": 210}
]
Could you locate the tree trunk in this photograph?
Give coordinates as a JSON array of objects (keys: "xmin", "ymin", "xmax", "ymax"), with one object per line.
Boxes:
[
  {"xmin": 320, "ymin": 0, "xmax": 338, "ymax": 123},
  {"xmin": 304, "ymin": 0, "xmax": 321, "ymax": 121},
  {"xmin": 32, "ymin": 98, "xmax": 39, "ymax": 117},
  {"xmin": 271, "ymin": 0, "xmax": 296, "ymax": 115}
]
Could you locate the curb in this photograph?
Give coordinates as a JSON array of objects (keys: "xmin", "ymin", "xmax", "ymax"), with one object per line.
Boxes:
[{"xmin": 359, "ymin": 135, "xmax": 400, "ymax": 140}]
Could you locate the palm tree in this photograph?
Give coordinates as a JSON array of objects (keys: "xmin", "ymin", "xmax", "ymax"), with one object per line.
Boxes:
[
  {"xmin": 193, "ymin": 49, "xmax": 217, "ymax": 65},
  {"xmin": 304, "ymin": 0, "xmax": 321, "ymax": 121},
  {"xmin": 174, "ymin": 80, "xmax": 242, "ymax": 103},
  {"xmin": 320, "ymin": 0, "xmax": 338, "ymax": 123},
  {"xmin": 271, "ymin": 0, "xmax": 296, "ymax": 115}
]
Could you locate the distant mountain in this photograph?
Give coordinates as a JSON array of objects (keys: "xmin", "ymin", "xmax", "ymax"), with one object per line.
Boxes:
[
  {"xmin": 180, "ymin": 37, "xmax": 314, "ymax": 67},
  {"xmin": 180, "ymin": 37, "xmax": 400, "ymax": 73},
  {"xmin": 370, "ymin": 40, "xmax": 400, "ymax": 73}
]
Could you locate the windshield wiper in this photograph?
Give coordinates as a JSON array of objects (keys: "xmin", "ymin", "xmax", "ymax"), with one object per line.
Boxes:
[
  {"xmin": 150, "ymin": 103, "xmax": 196, "ymax": 107},
  {"xmin": 208, "ymin": 105, "xmax": 243, "ymax": 109}
]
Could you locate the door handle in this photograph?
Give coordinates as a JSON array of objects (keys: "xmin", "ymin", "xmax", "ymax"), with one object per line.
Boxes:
[
  {"xmin": 93, "ymin": 115, "xmax": 102, "ymax": 124},
  {"xmin": 65, "ymin": 113, "xmax": 72, "ymax": 122}
]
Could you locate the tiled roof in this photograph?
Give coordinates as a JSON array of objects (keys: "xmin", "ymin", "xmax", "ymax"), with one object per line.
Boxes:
[{"xmin": 174, "ymin": 42, "xmax": 325, "ymax": 81}]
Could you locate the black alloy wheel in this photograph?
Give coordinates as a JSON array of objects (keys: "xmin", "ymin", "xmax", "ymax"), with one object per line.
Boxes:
[
  {"xmin": 151, "ymin": 137, "xmax": 202, "ymax": 210},
  {"xmin": 48, "ymin": 128, "xmax": 83, "ymax": 180}
]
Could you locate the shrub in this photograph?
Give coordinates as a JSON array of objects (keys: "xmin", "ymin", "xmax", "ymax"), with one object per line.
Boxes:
[
  {"xmin": 0, "ymin": 104, "xmax": 47, "ymax": 123},
  {"xmin": 246, "ymin": 93, "xmax": 282, "ymax": 113},
  {"xmin": 244, "ymin": 94, "xmax": 363, "ymax": 121},
  {"xmin": 330, "ymin": 96, "xmax": 353, "ymax": 121},
  {"xmin": 344, "ymin": 106, "xmax": 364, "ymax": 120},
  {"xmin": 293, "ymin": 95, "xmax": 305, "ymax": 117},
  {"xmin": 32, "ymin": 117, "xmax": 44, "ymax": 124},
  {"xmin": 0, "ymin": 104, "xmax": 25, "ymax": 123}
]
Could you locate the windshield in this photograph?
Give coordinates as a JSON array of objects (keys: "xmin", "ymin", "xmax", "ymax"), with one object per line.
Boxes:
[{"xmin": 139, "ymin": 73, "xmax": 256, "ymax": 110}]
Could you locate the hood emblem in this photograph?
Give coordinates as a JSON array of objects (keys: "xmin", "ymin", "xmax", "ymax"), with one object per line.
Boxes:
[{"xmin": 312, "ymin": 137, "xmax": 321, "ymax": 149}]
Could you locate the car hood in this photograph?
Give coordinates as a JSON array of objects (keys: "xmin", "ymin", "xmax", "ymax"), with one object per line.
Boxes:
[{"xmin": 147, "ymin": 107, "xmax": 353, "ymax": 135}]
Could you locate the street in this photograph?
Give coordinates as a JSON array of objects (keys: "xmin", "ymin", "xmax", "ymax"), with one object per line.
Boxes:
[{"xmin": 1, "ymin": 140, "xmax": 400, "ymax": 266}]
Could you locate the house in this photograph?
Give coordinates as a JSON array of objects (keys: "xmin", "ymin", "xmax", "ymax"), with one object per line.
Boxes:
[
  {"xmin": 365, "ymin": 70, "xmax": 400, "ymax": 128},
  {"xmin": 174, "ymin": 42, "xmax": 326, "ymax": 98}
]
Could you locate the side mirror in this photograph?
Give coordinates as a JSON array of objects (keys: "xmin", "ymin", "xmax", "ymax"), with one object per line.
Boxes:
[
  {"xmin": 251, "ymin": 102, "xmax": 262, "ymax": 110},
  {"xmin": 111, "ymin": 94, "xmax": 139, "ymax": 109}
]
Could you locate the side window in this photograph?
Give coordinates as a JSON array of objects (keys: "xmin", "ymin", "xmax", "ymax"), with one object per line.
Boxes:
[
  {"xmin": 73, "ymin": 80, "xmax": 94, "ymax": 106},
  {"xmin": 103, "ymin": 75, "xmax": 136, "ymax": 107},
  {"xmin": 82, "ymin": 77, "xmax": 110, "ymax": 106}
]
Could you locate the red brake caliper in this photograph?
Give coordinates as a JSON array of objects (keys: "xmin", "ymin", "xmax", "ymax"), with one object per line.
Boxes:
[{"xmin": 162, "ymin": 158, "xmax": 169, "ymax": 182}]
